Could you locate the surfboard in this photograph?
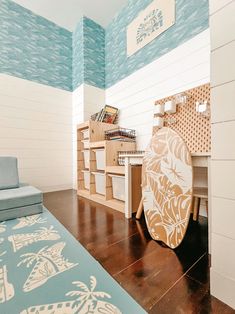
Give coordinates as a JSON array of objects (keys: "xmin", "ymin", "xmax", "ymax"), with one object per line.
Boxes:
[{"xmin": 142, "ymin": 127, "xmax": 193, "ymax": 249}]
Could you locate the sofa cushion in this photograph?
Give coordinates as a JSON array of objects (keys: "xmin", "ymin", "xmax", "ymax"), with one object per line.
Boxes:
[
  {"xmin": 0, "ymin": 186, "xmax": 42, "ymax": 211},
  {"xmin": 0, "ymin": 204, "xmax": 43, "ymax": 222},
  {"xmin": 0, "ymin": 157, "xmax": 19, "ymax": 190}
]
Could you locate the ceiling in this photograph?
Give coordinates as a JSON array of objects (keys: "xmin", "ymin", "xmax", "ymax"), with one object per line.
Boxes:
[{"xmin": 12, "ymin": 0, "xmax": 128, "ymax": 31}]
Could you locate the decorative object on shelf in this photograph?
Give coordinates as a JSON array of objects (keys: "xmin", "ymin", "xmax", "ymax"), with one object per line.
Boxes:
[
  {"xmin": 154, "ymin": 104, "xmax": 164, "ymax": 116},
  {"xmin": 164, "ymin": 100, "xmax": 177, "ymax": 114},
  {"xmin": 142, "ymin": 127, "xmax": 193, "ymax": 249},
  {"xmin": 153, "ymin": 116, "xmax": 164, "ymax": 128},
  {"xmin": 127, "ymin": 0, "xmax": 175, "ymax": 56},
  {"xmin": 118, "ymin": 151, "xmax": 145, "ymax": 166},
  {"xmin": 196, "ymin": 101, "xmax": 210, "ymax": 118},
  {"xmin": 105, "ymin": 127, "xmax": 136, "ymax": 142},
  {"xmin": 91, "ymin": 105, "xmax": 119, "ymax": 124}
]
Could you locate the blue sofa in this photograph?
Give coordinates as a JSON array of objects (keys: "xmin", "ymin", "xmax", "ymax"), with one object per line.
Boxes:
[{"xmin": 0, "ymin": 157, "xmax": 43, "ymax": 221}]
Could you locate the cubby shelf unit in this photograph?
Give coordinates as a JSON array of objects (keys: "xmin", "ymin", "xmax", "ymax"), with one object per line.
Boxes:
[{"xmin": 77, "ymin": 121, "xmax": 141, "ymax": 215}]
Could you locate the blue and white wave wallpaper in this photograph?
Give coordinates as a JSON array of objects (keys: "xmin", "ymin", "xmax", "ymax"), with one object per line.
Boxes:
[
  {"xmin": 0, "ymin": 0, "xmax": 209, "ymax": 92},
  {"xmin": 105, "ymin": 0, "xmax": 209, "ymax": 88},
  {"xmin": 73, "ymin": 17, "xmax": 105, "ymax": 91},
  {"xmin": 83, "ymin": 17, "xmax": 105, "ymax": 90},
  {"xmin": 0, "ymin": 0, "xmax": 72, "ymax": 91},
  {"xmin": 73, "ymin": 18, "xmax": 84, "ymax": 90}
]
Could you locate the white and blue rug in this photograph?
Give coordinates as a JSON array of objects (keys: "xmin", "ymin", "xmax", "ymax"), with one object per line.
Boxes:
[{"xmin": 0, "ymin": 208, "xmax": 146, "ymax": 313}]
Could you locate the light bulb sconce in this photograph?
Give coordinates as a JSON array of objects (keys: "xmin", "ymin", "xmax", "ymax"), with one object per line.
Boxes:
[
  {"xmin": 154, "ymin": 104, "xmax": 164, "ymax": 117},
  {"xmin": 196, "ymin": 100, "xmax": 210, "ymax": 118},
  {"xmin": 164, "ymin": 100, "xmax": 177, "ymax": 114},
  {"xmin": 174, "ymin": 92, "xmax": 190, "ymax": 106}
]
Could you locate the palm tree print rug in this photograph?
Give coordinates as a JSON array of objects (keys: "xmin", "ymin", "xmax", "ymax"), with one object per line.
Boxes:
[{"xmin": 0, "ymin": 209, "xmax": 146, "ymax": 313}]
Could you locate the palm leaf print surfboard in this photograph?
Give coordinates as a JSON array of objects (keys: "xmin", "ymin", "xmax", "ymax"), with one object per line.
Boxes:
[{"xmin": 142, "ymin": 127, "xmax": 193, "ymax": 249}]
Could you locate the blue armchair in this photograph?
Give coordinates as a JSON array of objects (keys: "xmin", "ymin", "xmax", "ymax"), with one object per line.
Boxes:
[{"xmin": 0, "ymin": 157, "xmax": 43, "ymax": 221}]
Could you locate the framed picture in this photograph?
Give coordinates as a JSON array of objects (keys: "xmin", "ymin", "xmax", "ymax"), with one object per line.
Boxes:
[{"xmin": 127, "ymin": 0, "xmax": 176, "ymax": 56}]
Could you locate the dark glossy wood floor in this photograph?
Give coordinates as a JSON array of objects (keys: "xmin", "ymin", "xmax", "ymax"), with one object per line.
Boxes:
[{"xmin": 44, "ymin": 190, "xmax": 235, "ymax": 314}]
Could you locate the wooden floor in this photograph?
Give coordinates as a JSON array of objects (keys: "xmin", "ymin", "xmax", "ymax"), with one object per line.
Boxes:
[{"xmin": 44, "ymin": 190, "xmax": 235, "ymax": 314}]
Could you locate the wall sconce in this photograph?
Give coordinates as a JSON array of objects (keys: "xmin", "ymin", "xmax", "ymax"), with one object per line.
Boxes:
[
  {"xmin": 196, "ymin": 101, "xmax": 210, "ymax": 118},
  {"xmin": 154, "ymin": 104, "xmax": 164, "ymax": 116},
  {"xmin": 164, "ymin": 100, "xmax": 176, "ymax": 114},
  {"xmin": 153, "ymin": 117, "xmax": 164, "ymax": 128},
  {"xmin": 174, "ymin": 92, "xmax": 189, "ymax": 105}
]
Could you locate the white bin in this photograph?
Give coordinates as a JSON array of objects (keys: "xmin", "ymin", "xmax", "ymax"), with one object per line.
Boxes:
[
  {"xmin": 81, "ymin": 128, "xmax": 89, "ymax": 139},
  {"xmin": 82, "ymin": 150, "xmax": 89, "ymax": 169},
  {"xmin": 93, "ymin": 149, "xmax": 105, "ymax": 171},
  {"xmin": 81, "ymin": 139, "xmax": 89, "ymax": 149},
  {"xmin": 82, "ymin": 170, "xmax": 90, "ymax": 190},
  {"xmin": 92, "ymin": 172, "xmax": 105, "ymax": 195},
  {"xmin": 109, "ymin": 174, "xmax": 125, "ymax": 201}
]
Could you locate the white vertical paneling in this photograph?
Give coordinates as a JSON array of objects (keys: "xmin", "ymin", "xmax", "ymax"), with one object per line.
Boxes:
[
  {"xmin": 210, "ymin": 1, "xmax": 235, "ymax": 50},
  {"xmin": 72, "ymin": 83, "xmax": 105, "ymax": 188},
  {"xmin": 211, "ymin": 233, "xmax": 235, "ymax": 280},
  {"xmin": 0, "ymin": 74, "xmax": 73, "ymax": 192},
  {"xmin": 211, "ymin": 81, "xmax": 235, "ymax": 123},
  {"xmin": 106, "ymin": 29, "xmax": 210, "ymax": 150},
  {"xmin": 212, "ymin": 197, "xmax": 235, "ymax": 240},
  {"xmin": 210, "ymin": 0, "xmax": 235, "ymax": 309},
  {"xmin": 211, "ymin": 41, "xmax": 235, "ymax": 87},
  {"xmin": 212, "ymin": 121, "xmax": 235, "ymax": 159},
  {"xmin": 72, "ymin": 84, "xmax": 84, "ymax": 189},
  {"xmin": 83, "ymin": 84, "xmax": 105, "ymax": 121},
  {"xmin": 211, "ymin": 269, "xmax": 235, "ymax": 308},
  {"xmin": 209, "ymin": 0, "xmax": 234, "ymax": 15}
]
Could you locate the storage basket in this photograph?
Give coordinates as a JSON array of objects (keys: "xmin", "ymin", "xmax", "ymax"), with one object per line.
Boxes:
[
  {"xmin": 93, "ymin": 149, "xmax": 105, "ymax": 171},
  {"xmin": 108, "ymin": 174, "xmax": 125, "ymax": 201},
  {"xmin": 81, "ymin": 139, "xmax": 89, "ymax": 149},
  {"xmin": 82, "ymin": 170, "xmax": 90, "ymax": 190},
  {"xmin": 92, "ymin": 172, "xmax": 105, "ymax": 195},
  {"xmin": 82, "ymin": 150, "xmax": 89, "ymax": 169},
  {"xmin": 81, "ymin": 128, "xmax": 89, "ymax": 139}
]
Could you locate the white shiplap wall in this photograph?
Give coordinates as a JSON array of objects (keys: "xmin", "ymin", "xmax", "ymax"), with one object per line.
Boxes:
[
  {"xmin": 0, "ymin": 74, "xmax": 73, "ymax": 192},
  {"xmin": 106, "ymin": 29, "xmax": 210, "ymax": 150},
  {"xmin": 210, "ymin": 0, "xmax": 235, "ymax": 309}
]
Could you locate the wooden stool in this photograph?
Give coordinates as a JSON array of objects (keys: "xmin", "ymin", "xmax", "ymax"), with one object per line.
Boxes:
[{"xmin": 193, "ymin": 187, "xmax": 208, "ymax": 221}]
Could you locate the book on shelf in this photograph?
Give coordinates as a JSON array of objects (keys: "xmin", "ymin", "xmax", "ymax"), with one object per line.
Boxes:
[
  {"xmin": 91, "ymin": 105, "xmax": 119, "ymax": 124},
  {"xmin": 102, "ymin": 105, "xmax": 118, "ymax": 124}
]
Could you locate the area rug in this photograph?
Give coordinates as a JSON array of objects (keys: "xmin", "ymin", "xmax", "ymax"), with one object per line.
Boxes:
[{"xmin": 0, "ymin": 208, "xmax": 146, "ymax": 313}]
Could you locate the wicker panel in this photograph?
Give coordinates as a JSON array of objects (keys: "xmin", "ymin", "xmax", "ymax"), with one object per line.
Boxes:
[{"xmin": 153, "ymin": 84, "xmax": 211, "ymax": 153}]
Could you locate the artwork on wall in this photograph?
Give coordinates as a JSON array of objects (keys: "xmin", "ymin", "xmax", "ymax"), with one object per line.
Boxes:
[{"xmin": 127, "ymin": 0, "xmax": 176, "ymax": 56}]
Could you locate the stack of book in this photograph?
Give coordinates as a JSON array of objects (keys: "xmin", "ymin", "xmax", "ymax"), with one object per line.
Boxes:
[
  {"xmin": 91, "ymin": 105, "xmax": 118, "ymax": 124},
  {"xmin": 105, "ymin": 127, "xmax": 136, "ymax": 142}
]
